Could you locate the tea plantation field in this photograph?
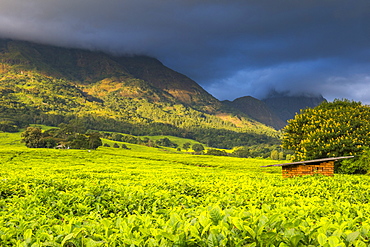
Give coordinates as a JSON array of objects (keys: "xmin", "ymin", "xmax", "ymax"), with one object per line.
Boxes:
[{"xmin": 1, "ymin": 132, "xmax": 370, "ymax": 246}]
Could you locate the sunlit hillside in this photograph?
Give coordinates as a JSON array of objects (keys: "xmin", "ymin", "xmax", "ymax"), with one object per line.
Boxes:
[{"xmin": 0, "ymin": 39, "xmax": 279, "ymax": 149}]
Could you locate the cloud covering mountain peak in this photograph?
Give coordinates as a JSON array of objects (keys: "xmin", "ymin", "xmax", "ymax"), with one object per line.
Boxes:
[{"xmin": 1, "ymin": 0, "xmax": 370, "ymax": 103}]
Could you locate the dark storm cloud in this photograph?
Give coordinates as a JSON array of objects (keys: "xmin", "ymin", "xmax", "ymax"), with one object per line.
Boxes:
[{"xmin": 0, "ymin": 0, "xmax": 370, "ymax": 103}]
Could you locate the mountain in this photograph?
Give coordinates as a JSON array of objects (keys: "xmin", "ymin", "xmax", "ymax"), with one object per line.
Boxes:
[
  {"xmin": 224, "ymin": 92, "xmax": 326, "ymax": 130},
  {"xmin": 262, "ymin": 91, "xmax": 326, "ymax": 122},
  {"xmin": 0, "ymin": 39, "xmax": 278, "ymax": 148},
  {"xmin": 224, "ymin": 96, "xmax": 286, "ymax": 130},
  {"xmin": 114, "ymin": 56, "xmax": 221, "ymax": 112},
  {"xmin": 0, "ymin": 39, "xmax": 219, "ymax": 110}
]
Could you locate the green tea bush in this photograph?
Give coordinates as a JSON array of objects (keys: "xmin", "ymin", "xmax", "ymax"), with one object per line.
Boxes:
[{"xmin": 1, "ymin": 134, "xmax": 370, "ymax": 246}]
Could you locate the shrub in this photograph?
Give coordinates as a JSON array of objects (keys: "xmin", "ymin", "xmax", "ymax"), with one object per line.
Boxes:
[
  {"xmin": 121, "ymin": 144, "xmax": 130, "ymax": 149},
  {"xmin": 192, "ymin": 144, "xmax": 204, "ymax": 153},
  {"xmin": 206, "ymin": 149, "xmax": 228, "ymax": 156},
  {"xmin": 337, "ymin": 148, "xmax": 370, "ymax": 174}
]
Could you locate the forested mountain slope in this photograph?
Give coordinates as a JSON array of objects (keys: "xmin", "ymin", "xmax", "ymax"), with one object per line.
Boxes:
[
  {"xmin": 224, "ymin": 96, "xmax": 286, "ymax": 130},
  {"xmin": 0, "ymin": 39, "xmax": 278, "ymax": 148},
  {"xmin": 224, "ymin": 93, "xmax": 326, "ymax": 130}
]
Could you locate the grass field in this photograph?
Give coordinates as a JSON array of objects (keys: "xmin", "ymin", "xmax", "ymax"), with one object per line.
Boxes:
[{"xmin": 1, "ymin": 132, "xmax": 370, "ymax": 246}]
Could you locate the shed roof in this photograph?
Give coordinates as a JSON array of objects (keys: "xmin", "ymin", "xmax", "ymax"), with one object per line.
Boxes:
[{"xmin": 261, "ymin": 156, "xmax": 354, "ymax": 167}]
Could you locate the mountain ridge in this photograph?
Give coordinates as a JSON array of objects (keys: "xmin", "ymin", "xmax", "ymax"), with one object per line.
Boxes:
[
  {"xmin": 223, "ymin": 96, "xmax": 287, "ymax": 129},
  {"xmin": 224, "ymin": 92, "xmax": 326, "ymax": 130},
  {"xmin": 262, "ymin": 91, "xmax": 326, "ymax": 122},
  {"xmin": 0, "ymin": 39, "xmax": 278, "ymax": 148}
]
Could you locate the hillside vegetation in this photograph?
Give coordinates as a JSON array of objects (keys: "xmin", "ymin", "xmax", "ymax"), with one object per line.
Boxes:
[
  {"xmin": 224, "ymin": 96, "xmax": 286, "ymax": 130},
  {"xmin": 0, "ymin": 39, "xmax": 278, "ymax": 149}
]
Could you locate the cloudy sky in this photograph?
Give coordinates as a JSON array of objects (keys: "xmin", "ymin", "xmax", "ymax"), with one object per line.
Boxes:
[{"xmin": 0, "ymin": 0, "xmax": 369, "ymax": 103}]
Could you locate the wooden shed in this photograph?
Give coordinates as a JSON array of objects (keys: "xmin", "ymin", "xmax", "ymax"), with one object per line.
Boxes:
[{"xmin": 261, "ymin": 156, "xmax": 354, "ymax": 178}]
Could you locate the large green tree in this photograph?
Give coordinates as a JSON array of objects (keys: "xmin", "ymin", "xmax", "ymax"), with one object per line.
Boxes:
[
  {"xmin": 21, "ymin": 127, "xmax": 46, "ymax": 148},
  {"xmin": 282, "ymin": 99, "xmax": 370, "ymax": 161}
]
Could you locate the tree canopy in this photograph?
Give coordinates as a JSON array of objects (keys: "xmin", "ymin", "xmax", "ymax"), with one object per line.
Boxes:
[
  {"xmin": 282, "ymin": 99, "xmax": 370, "ymax": 161},
  {"xmin": 21, "ymin": 124, "xmax": 102, "ymax": 149},
  {"xmin": 192, "ymin": 143, "xmax": 205, "ymax": 153}
]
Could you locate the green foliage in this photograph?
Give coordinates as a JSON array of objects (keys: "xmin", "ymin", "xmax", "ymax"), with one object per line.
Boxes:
[
  {"xmin": 182, "ymin": 142, "xmax": 191, "ymax": 151},
  {"xmin": 282, "ymin": 99, "xmax": 370, "ymax": 164},
  {"xmin": 279, "ymin": 152, "xmax": 285, "ymax": 160},
  {"xmin": 155, "ymin": 137, "xmax": 178, "ymax": 148},
  {"xmin": 192, "ymin": 143, "xmax": 205, "ymax": 153},
  {"xmin": 0, "ymin": 120, "xmax": 18, "ymax": 132},
  {"xmin": 69, "ymin": 134, "xmax": 90, "ymax": 149},
  {"xmin": 21, "ymin": 127, "xmax": 47, "ymax": 148},
  {"xmin": 86, "ymin": 132, "xmax": 103, "ymax": 150},
  {"xmin": 232, "ymin": 144, "xmax": 286, "ymax": 159},
  {"xmin": 337, "ymin": 148, "xmax": 370, "ymax": 174},
  {"xmin": 232, "ymin": 146, "xmax": 250, "ymax": 158},
  {"xmin": 21, "ymin": 124, "xmax": 102, "ymax": 149},
  {"xmin": 206, "ymin": 149, "xmax": 228, "ymax": 156},
  {"xmin": 270, "ymin": 150, "xmax": 279, "ymax": 160},
  {"xmin": 1, "ymin": 133, "xmax": 370, "ymax": 246},
  {"xmin": 111, "ymin": 133, "xmax": 123, "ymax": 141},
  {"xmin": 270, "ymin": 150, "xmax": 286, "ymax": 160},
  {"xmin": 120, "ymin": 134, "xmax": 142, "ymax": 144},
  {"xmin": 121, "ymin": 143, "xmax": 130, "ymax": 149}
]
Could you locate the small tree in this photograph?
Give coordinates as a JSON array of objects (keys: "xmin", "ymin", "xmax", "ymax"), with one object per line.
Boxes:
[
  {"xmin": 278, "ymin": 152, "xmax": 285, "ymax": 160},
  {"xmin": 87, "ymin": 132, "xmax": 102, "ymax": 149},
  {"xmin": 112, "ymin": 133, "xmax": 123, "ymax": 141},
  {"xmin": 156, "ymin": 138, "xmax": 178, "ymax": 148},
  {"xmin": 192, "ymin": 144, "xmax": 204, "ymax": 153},
  {"xmin": 121, "ymin": 144, "xmax": 130, "ymax": 149},
  {"xmin": 182, "ymin": 142, "xmax": 191, "ymax": 151},
  {"xmin": 270, "ymin": 150, "xmax": 279, "ymax": 160},
  {"xmin": 146, "ymin": 139, "xmax": 157, "ymax": 147},
  {"xmin": 142, "ymin": 137, "xmax": 150, "ymax": 143}
]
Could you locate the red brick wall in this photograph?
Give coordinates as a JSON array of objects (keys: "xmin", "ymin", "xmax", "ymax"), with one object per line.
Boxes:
[{"xmin": 282, "ymin": 161, "xmax": 334, "ymax": 178}]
